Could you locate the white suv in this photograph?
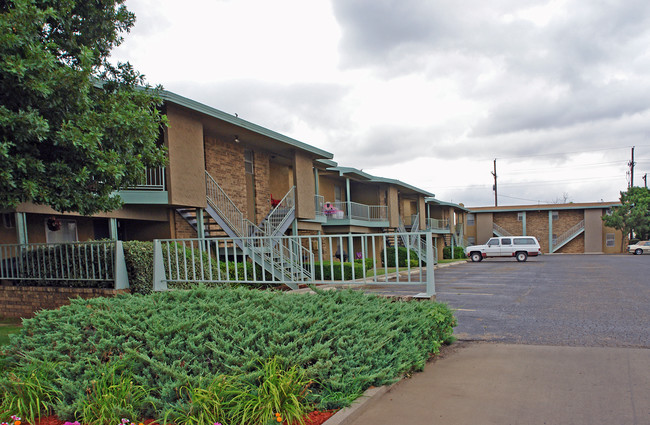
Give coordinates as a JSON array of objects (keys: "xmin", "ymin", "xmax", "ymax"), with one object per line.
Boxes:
[{"xmin": 465, "ymin": 236, "xmax": 542, "ymax": 262}]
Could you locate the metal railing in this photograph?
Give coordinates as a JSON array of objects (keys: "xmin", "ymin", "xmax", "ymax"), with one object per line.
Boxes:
[
  {"xmin": 130, "ymin": 167, "xmax": 166, "ymax": 191},
  {"xmin": 0, "ymin": 241, "xmax": 129, "ymax": 289},
  {"xmin": 204, "ymin": 171, "xmax": 309, "ymax": 285},
  {"xmin": 427, "ymin": 218, "xmax": 450, "ymax": 230},
  {"xmin": 262, "ymin": 186, "xmax": 295, "ymax": 236},
  {"xmin": 553, "ymin": 220, "xmax": 585, "ymax": 251},
  {"xmin": 322, "ymin": 201, "xmax": 387, "ymax": 222},
  {"xmin": 492, "ymin": 222, "xmax": 512, "ymax": 236},
  {"xmin": 152, "ymin": 231, "xmax": 437, "ymax": 298}
]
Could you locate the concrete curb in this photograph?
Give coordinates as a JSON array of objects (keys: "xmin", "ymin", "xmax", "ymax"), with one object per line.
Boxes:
[{"xmin": 321, "ymin": 384, "xmax": 394, "ymax": 425}]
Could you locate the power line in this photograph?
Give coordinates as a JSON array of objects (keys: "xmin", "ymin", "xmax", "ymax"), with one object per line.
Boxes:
[{"xmin": 436, "ymin": 175, "xmax": 623, "ymax": 190}]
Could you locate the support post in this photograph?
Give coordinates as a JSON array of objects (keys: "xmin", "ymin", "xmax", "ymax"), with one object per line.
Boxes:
[
  {"xmin": 548, "ymin": 210, "xmax": 554, "ymax": 253},
  {"xmin": 15, "ymin": 212, "xmax": 28, "ymax": 244},
  {"xmin": 345, "ymin": 177, "xmax": 352, "ymax": 220},
  {"xmin": 522, "ymin": 211, "xmax": 527, "ymax": 236},
  {"xmin": 114, "ymin": 240, "xmax": 130, "ymax": 290},
  {"xmin": 153, "ymin": 239, "xmax": 168, "ymax": 291},
  {"xmin": 109, "ymin": 218, "xmax": 118, "ymax": 240},
  {"xmin": 196, "ymin": 208, "xmax": 205, "ymax": 239},
  {"xmin": 415, "ymin": 232, "xmax": 436, "ymax": 299},
  {"xmin": 348, "ymin": 233, "xmax": 354, "ymax": 264}
]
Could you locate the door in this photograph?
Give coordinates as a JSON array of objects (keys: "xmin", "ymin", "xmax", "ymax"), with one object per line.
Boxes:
[{"xmin": 485, "ymin": 237, "xmax": 501, "ymax": 257}]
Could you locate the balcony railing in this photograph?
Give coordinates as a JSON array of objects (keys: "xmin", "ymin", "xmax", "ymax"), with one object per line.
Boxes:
[
  {"xmin": 426, "ymin": 218, "xmax": 450, "ymax": 230},
  {"xmin": 128, "ymin": 167, "xmax": 166, "ymax": 191},
  {"xmin": 321, "ymin": 201, "xmax": 387, "ymax": 222}
]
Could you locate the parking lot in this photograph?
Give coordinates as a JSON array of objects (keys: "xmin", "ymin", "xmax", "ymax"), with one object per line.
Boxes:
[
  {"xmin": 436, "ymin": 254, "xmax": 650, "ymax": 347},
  {"xmin": 358, "ymin": 254, "xmax": 650, "ymax": 348}
]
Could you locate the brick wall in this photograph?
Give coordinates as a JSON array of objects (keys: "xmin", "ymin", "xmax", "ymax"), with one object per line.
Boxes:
[
  {"xmin": 204, "ymin": 136, "xmax": 248, "ymax": 218},
  {"xmin": 254, "ymin": 151, "xmax": 271, "ymax": 225},
  {"xmin": 525, "ymin": 211, "xmax": 551, "ymax": 252},
  {"xmin": 0, "ymin": 286, "xmax": 128, "ymax": 319},
  {"xmin": 494, "ymin": 212, "xmax": 522, "ymax": 235},
  {"xmin": 558, "ymin": 233, "xmax": 584, "ymax": 253},
  {"xmin": 174, "ymin": 211, "xmax": 198, "ymax": 239}
]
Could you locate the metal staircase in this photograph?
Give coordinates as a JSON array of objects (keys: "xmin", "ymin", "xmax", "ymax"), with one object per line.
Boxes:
[
  {"xmin": 553, "ymin": 220, "xmax": 585, "ymax": 252},
  {"xmin": 177, "ymin": 171, "xmax": 311, "ymax": 288},
  {"xmin": 492, "ymin": 222, "xmax": 513, "ymax": 237}
]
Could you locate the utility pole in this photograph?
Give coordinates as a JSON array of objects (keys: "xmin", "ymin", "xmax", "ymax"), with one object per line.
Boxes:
[
  {"xmin": 628, "ymin": 146, "xmax": 636, "ymax": 188},
  {"xmin": 643, "ymin": 173, "xmax": 648, "ymax": 189},
  {"xmin": 491, "ymin": 159, "xmax": 498, "ymax": 206}
]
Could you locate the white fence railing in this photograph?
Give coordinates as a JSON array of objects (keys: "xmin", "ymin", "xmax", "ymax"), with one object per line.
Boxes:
[
  {"xmin": 493, "ymin": 222, "xmax": 513, "ymax": 236},
  {"xmin": 0, "ymin": 241, "xmax": 129, "ymax": 289},
  {"xmin": 152, "ymin": 231, "xmax": 436, "ymax": 297}
]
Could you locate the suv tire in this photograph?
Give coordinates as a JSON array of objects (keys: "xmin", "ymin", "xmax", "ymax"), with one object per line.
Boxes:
[
  {"xmin": 516, "ymin": 251, "xmax": 528, "ymax": 262},
  {"xmin": 470, "ymin": 252, "xmax": 482, "ymax": 262},
  {"xmin": 635, "ymin": 248, "xmax": 643, "ymax": 255}
]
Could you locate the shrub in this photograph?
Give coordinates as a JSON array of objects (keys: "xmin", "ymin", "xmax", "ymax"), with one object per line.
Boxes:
[
  {"xmin": 354, "ymin": 258, "xmax": 375, "ymax": 270},
  {"xmin": 312, "ymin": 261, "xmax": 365, "ymax": 281},
  {"xmin": 443, "ymin": 246, "xmax": 466, "ymax": 259},
  {"xmin": 380, "ymin": 246, "xmax": 423, "ymax": 267},
  {"xmin": 3, "ymin": 287, "xmax": 456, "ymax": 418}
]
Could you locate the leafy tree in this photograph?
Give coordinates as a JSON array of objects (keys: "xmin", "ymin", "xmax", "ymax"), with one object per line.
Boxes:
[
  {"xmin": 0, "ymin": 0, "xmax": 167, "ymax": 215},
  {"xmin": 602, "ymin": 187, "xmax": 650, "ymax": 250}
]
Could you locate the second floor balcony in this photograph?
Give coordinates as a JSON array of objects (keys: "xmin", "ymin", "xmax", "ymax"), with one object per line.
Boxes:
[
  {"xmin": 426, "ymin": 218, "xmax": 451, "ymax": 232},
  {"xmin": 118, "ymin": 166, "xmax": 169, "ymax": 204},
  {"xmin": 315, "ymin": 196, "xmax": 388, "ymax": 227}
]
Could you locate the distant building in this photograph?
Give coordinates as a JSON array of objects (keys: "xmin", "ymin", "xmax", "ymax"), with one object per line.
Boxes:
[{"xmin": 465, "ymin": 202, "xmax": 623, "ymax": 254}]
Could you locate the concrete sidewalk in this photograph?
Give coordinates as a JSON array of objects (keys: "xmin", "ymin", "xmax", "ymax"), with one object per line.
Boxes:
[{"xmin": 342, "ymin": 343, "xmax": 650, "ymax": 425}]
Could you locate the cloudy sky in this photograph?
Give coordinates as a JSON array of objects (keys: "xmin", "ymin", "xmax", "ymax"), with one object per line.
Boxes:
[{"xmin": 111, "ymin": 0, "xmax": 650, "ymax": 207}]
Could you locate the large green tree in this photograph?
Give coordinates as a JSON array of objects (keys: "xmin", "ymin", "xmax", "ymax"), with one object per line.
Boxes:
[
  {"xmin": 602, "ymin": 186, "xmax": 650, "ymax": 250},
  {"xmin": 0, "ymin": 0, "xmax": 167, "ymax": 215}
]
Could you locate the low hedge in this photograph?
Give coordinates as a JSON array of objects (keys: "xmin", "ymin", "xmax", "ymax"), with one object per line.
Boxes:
[
  {"xmin": 443, "ymin": 246, "xmax": 466, "ymax": 259},
  {"xmin": 380, "ymin": 246, "xmax": 423, "ymax": 267},
  {"xmin": 312, "ymin": 261, "xmax": 365, "ymax": 281}
]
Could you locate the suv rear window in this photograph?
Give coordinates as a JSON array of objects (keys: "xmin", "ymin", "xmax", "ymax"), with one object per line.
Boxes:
[{"xmin": 513, "ymin": 238, "xmax": 535, "ymax": 245}]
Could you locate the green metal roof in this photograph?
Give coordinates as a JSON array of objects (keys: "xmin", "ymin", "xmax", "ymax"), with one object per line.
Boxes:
[
  {"xmin": 328, "ymin": 166, "xmax": 374, "ymax": 181},
  {"xmin": 468, "ymin": 202, "xmax": 621, "ymax": 213},
  {"xmin": 368, "ymin": 176, "xmax": 435, "ymax": 197},
  {"xmin": 323, "ymin": 165, "xmax": 435, "ymax": 197},
  {"xmin": 161, "ymin": 89, "xmax": 334, "ymax": 159},
  {"xmin": 316, "ymin": 159, "xmax": 338, "ymax": 168},
  {"xmin": 425, "ymin": 197, "xmax": 470, "ymax": 212}
]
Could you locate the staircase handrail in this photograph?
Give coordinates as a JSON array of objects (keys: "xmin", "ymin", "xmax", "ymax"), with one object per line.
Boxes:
[
  {"xmin": 493, "ymin": 222, "xmax": 512, "ymax": 236},
  {"xmin": 411, "ymin": 213, "xmax": 420, "ymax": 233},
  {"xmin": 265, "ymin": 186, "xmax": 296, "ymax": 235},
  {"xmin": 554, "ymin": 220, "xmax": 585, "ymax": 249},
  {"xmin": 205, "ymin": 171, "xmax": 246, "ymax": 238}
]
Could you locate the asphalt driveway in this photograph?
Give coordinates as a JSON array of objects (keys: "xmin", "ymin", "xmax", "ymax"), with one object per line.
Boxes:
[
  {"xmin": 341, "ymin": 254, "xmax": 650, "ymax": 425},
  {"xmin": 437, "ymin": 254, "xmax": 650, "ymax": 347}
]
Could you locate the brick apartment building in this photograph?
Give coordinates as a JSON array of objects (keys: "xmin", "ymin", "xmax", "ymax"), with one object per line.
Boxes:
[{"xmin": 465, "ymin": 202, "xmax": 624, "ymax": 254}]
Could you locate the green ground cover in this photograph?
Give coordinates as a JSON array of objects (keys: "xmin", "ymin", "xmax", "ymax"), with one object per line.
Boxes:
[
  {"xmin": 0, "ymin": 318, "xmax": 21, "ymax": 346},
  {"xmin": 0, "ymin": 287, "xmax": 455, "ymax": 424}
]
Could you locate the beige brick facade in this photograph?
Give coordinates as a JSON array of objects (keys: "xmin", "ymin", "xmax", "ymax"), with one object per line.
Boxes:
[
  {"xmin": 494, "ymin": 212, "xmax": 523, "ymax": 235},
  {"xmin": 174, "ymin": 210, "xmax": 198, "ymax": 239}
]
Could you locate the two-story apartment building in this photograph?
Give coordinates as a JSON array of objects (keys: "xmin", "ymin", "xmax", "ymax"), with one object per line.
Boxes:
[{"xmin": 465, "ymin": 202, "xmax": 623, "ymax": 254}]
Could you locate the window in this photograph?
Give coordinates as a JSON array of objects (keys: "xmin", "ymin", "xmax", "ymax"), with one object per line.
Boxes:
[
  {"xmin": 45, "ymin": 219, "xmax": 78, "ymax": 243},
  {"xmin": 467, "ymin": 237, "xmax": 476, "ymax": 245},
  {"xmin": 606, "ymin": 233, "xmax": 615, "ymax": 247},
  {"xmin": 552, "ymin": 234, "xmax": 557, "ymax": 246},
  {"xmin": 501, "ymin": 238, "xmax": 512, "ymax": 245},
  {"xmin": 552, "ymin": 211, "xmax": 559, "ymax": 221},
  {"xmin": 605, "ymin": 208, "xmax": 613, "ymax": 216},
  {"xmin": 487, "ymin": 238, "xmax": 500, "ymax": 247},
  {"xmin": 244, "ymin": 150, "xmax": 254, "ymax": 174},
  {"xmin": 467, "ymin": 213, "xmax": 475, "ymax": 226},
  {"xmin": 513, "ymin": 238, "xmax": 536, "ymax": 245},
  {"xmin": 2, "ymin": 213, "xmax": 15, "ymax": 229},
  {"xmin": 517, "ymin": 212, "xmax": 524, "ymax": 221}
]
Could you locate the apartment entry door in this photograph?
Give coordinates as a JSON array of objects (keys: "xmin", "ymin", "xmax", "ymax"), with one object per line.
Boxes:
[{"xmin": 244, "ymin": 150, "xmax": 257, "ymax": 223}]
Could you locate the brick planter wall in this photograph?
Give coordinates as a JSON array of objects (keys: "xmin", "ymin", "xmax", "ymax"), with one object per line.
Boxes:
[{"xmin": 0, "ymin": 285, "xmax": 128, "ymax": 319}]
